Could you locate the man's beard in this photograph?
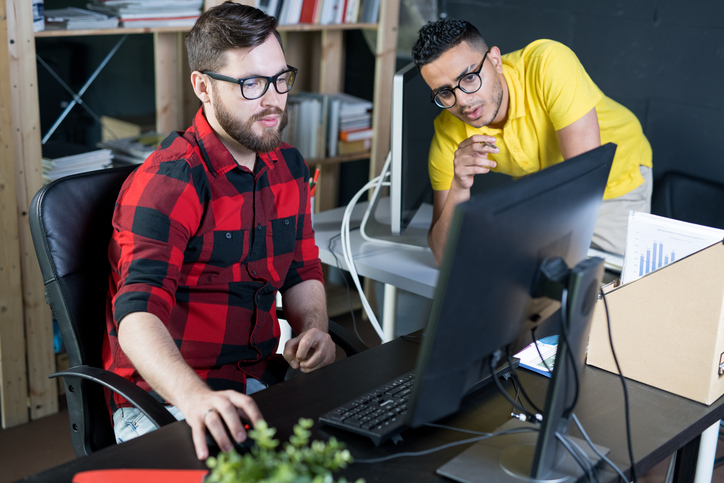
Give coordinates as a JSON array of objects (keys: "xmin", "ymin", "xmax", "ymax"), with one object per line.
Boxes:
[
  {"xmin": 461, "ymin": 75, "xmax": 504, "ymax": 128},
  {"xmin": 214, "ymin": 96, "xmax": 289, "ymax": 153}
]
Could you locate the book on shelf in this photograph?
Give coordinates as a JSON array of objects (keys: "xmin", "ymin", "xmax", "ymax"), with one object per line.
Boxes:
[
  {"xmin": 98, "ymin": 132, "xmax": 166, "ymax": 165},
  {"xmin": 86, "ymin": 0, "xmax": 201, "ymax": 27},
  {"xmin": 270, "ymin": 0, "xmax": 372, "ymax": 25},
  {"xmin": 91, "ymin": 0, "xmax": 203, "ymax": 8},
  {"xmin": 118, "ymin": 16, "xmax": 199, "ymax": 28},
  {"xmin": 339, "ymin": 127, "xmax": 373, "ymax": 142},
  {"xmin": 42, "ymin": 141, "xmax": 113, "ymax": 183},
  {"xmin": 359, "ymin": 0, "xmax": 379, "ymax": 23},
  {"xmin": 285, "ymin": 93, "xmax": 325, "ymax": 160},
  {"xmin": 327, "ymin": 93, "xmax": 372, "ymax": 156},
  {"xmin": 44, "ymin": 7, "xmax": 119, "ymax": 30},
  {"xmin": 337, "ymin": 138, "xmax": 371, "ymax": 155},
  {"xmin": 86, "ymin": 4, "xmax": 201, "ymax": 19},
  {"xmin": 298, "ymin": 0, "xmax": 319, "ymax": 24}
]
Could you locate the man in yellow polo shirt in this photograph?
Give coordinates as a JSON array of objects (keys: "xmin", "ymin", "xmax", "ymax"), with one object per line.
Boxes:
[{"xmin": 411, "ymin": 18, "xmax": 652, "ymax": 265}]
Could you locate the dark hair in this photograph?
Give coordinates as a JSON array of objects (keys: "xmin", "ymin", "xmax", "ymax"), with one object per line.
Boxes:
[
  {"xmin": 185, "ymin": 1, "xmax": 282, "ymax": 73},
  {"xmin": 411, "ymin": 18, "xmax": 487, "ymax": 68}
]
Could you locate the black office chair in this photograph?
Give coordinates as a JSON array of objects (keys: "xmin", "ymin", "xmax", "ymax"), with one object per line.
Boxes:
[
  {"xmin": 29, "ymin": 165, "xmax": 366, "ymax": 457},
  {"xmin": 651, "ymin": 170, "xmax": 724, "ymax": 230}
]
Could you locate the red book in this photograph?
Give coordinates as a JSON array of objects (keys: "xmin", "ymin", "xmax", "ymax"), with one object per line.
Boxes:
[{"xmin": 299, "ymin": 0, "xmax": 318, "ymax": 23}]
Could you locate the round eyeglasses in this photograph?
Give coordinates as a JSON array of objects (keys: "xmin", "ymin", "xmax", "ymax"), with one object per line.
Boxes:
[
  {"xmin": 431, "ymin": 51, "xmax": 489, "ymax": 109},
  {"xmin": 202, "ymin": 66, "xmax": 298, "ymax": 100}
]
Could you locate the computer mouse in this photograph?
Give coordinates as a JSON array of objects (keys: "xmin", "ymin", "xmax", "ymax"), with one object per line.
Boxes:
[{"xmin": 205, "ymin": 418, "xmax": 256, "ymax": 453}]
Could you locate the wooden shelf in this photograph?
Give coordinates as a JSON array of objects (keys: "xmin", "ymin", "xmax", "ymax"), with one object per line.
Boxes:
[
  {"xmin": 0, "ymin": 0, "xmax": 398, "ymax": 429},
  {"xmin": 34, "ymin": 22, "xmax": 379, "ymax": 38},
  {"xmin": 308, "ymin": 151, "xmax": 371, "ymax": 166}
]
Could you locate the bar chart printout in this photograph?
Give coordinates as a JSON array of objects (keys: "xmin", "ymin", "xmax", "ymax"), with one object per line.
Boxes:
[{"xmin": 622, "ymin": 212, "xmax": 724, "ymax": 284}]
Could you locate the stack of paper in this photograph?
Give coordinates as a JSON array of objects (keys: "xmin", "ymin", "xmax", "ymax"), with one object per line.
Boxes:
[
  {"xmin": 97, "ymin": 132, "xmax": 166, "ymax": 165},
  {"xmin": 44, "ymin": 7, "xmax": 119, "ymax": 30},
  {"xmin": 42, "ymin": 142, "xmax": 113, "ymax": 184},
  {"xmin": 620, "ymin": 211, "xmax": 724, "ymax": 284},
  {"xmin": 86, "ymin": 0, "xmax": 203, "ymax": 28},
  {"xmin": 514, "ymin": 336, "xmax": 557, "ymax": 378}
]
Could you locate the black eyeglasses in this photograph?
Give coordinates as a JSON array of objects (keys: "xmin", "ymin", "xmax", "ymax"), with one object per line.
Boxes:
[
  {"xmin": 431, "ymin": 51, "xmax": 489, "ymax": 109},
  {"xmin": 202, "ymin": 66, "xmax": 298, "ymax": 100}
]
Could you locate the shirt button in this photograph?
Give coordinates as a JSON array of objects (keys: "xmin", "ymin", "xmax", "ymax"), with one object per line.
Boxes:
[
  {"xmin": 285, "ymin": 220, "xmax": 289, "ymax": 225},
  {"xmin": 252, "ymin": 270, "xmax": 257, "ymax": 276},
  {"xmin": 256, "ymin": 224, "xmax": 261, "ymax": 230},
  {"xmin": 226, "ymin": 232, "xmax": 232, "ymax": 239}
]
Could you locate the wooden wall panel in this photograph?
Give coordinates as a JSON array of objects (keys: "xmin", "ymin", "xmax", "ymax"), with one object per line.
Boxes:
[
  {"xmin": 6, "ymin": 0, "xmax": 57, "ymax": 423},
  {"xmin": 0, "ymin": 0, "xmax": 29, "ymax": 428}
]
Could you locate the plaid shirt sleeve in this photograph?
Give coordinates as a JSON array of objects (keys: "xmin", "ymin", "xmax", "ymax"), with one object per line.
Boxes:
[{"xmin": 110, "ymin": 148, "xmax": 203, "ymax": 326}]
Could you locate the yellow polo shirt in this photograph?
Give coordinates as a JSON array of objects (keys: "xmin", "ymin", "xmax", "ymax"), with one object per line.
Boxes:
[{"xmin": 428, "ymin": 39, "xmax": 652, "ymax": 199}]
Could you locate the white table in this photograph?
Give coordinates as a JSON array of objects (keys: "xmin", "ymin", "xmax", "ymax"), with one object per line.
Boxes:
[{"xmin": 313, "ymin": 198, "xmax": 438, "ymax": 339}]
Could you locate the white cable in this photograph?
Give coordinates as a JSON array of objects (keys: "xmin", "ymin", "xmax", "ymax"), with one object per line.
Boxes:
[{"xmin": 339, "ymin": 176, "xmax": 390, "ymax": 343}]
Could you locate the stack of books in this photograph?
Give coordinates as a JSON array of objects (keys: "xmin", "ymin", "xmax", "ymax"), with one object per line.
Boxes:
[
  {"xmin": 42, "ymin": 142, "xmax": 114, "ymax": 184},
  {"xmin": 330, "ymin": 93, "xmax": 373, "ymax": 157},
  {"xmin": 98, "ymin": 132, "xmax": 166, "ymax": 165},
  {"xmin": 44, "ymin": 7, "xmax": 119, "ymax": 30},
  {"xmin": 283, "ymin": 92, "xmax": 373, "ymax": 160},
  {"xmin": 86, "ymin": 0, "xmax": 203, "ymax": 28},
  {"xmin": 256, "ymin": 0, "xmax": 379, "ymax": 25}
]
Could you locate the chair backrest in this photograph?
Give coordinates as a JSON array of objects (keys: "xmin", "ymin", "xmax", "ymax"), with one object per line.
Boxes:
[
  {"xmin": 651, "ymin": 171, "xmax": 724, "ymax": 230},
  {"xmin": 29, "ymin": 165, "xmax": 136, "ymax": 454}
]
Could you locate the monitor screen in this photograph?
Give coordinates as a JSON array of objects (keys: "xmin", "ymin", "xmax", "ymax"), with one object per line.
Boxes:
[
  {"xmin": 406, "ymin": 144, "xmax": 616, "ymax": 480},
  {"xmin": 389, "ymin": 62, "xmax": 439, "ymax": 236}
]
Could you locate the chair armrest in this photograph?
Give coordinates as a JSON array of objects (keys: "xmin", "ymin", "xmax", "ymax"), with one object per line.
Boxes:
[
  {"xmin": 328, "ymin": 319, "xmax": 368, "ymax": 356},
  {"xmin": 50, "ymin": 365, "xmax": 177, "ymax": 428}
]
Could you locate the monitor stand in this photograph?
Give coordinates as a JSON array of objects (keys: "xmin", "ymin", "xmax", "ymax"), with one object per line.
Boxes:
[
  {"xmin": 439, "ymin": 256, "xmax": 611, "ymax": 482},
  {"xmin": 437, "ymin": 419, "xmax": 607, "ymax": 483},
  {"xmin": 360, "ymin": 152, "xmax": 429, "ymax": 250}
]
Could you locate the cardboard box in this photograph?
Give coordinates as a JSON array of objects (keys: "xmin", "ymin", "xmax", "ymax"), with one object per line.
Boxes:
[{"xmin": 587, "ymin": 241, "xmax": 724, "ymax": 405}]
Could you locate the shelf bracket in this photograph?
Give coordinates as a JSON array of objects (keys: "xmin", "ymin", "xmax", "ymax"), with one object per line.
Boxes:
[{"xmin": 38, "ymin": 34, "xmax": 128, "ymax": 144}]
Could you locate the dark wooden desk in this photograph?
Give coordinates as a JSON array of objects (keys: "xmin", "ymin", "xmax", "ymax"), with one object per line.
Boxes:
[{"xmin": 19, "ymin": 336, "xmax": 724, "ymax": 482}]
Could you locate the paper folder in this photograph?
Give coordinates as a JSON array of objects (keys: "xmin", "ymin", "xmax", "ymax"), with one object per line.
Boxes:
[{"xmin": 587, "ymin": 240, "xmax": 724, "ymax": 405}]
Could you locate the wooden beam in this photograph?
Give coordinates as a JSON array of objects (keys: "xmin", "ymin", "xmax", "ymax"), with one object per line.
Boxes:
[
  {"xmin": 0, "ymin": 0, "xmax": 29, "ymax": 429},
  {"xmin": 6, "ymin": 0, "xmax": 57, "ymax": 422},
  {"xmin": 154, "ymin": 32, "xmax": 186, "ymax": 135}
]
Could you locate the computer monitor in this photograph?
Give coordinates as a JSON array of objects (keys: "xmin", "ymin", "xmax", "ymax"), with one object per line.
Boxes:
[
  {"xmin": 360, "ymin": 61, "xmax": 439, "ymax": 248},
  {"xmin": 406, "ymin": 144, "xmax": 616, "ymax": 481}
]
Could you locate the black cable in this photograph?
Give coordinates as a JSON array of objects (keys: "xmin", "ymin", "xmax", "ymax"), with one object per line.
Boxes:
[
  {"xmin": 600, "ymin": 288, "xmax": 637, "ymax": 483},
  {"xmin": 490, "ymin": 352, "xmax": 538, "ymax": 422},
  {"xmin": 531, "ymin": 327, "xmax": 553, "ymax": 373},
  {"xmin": 328, "ymin": 232, "xmax": 366, "ymax": 345},
  {"xmin": 506, "ymin": 351, "xmax": 543, "ymax": 415},
  {"xmin": 556, "ymin": 432, "xmax": 597, "ymax": 483},
  {"xmin": 353, "ymin": 426, "xmax": 538, "ymax": 464},
  {"xmin": 572, "ymin": 413, "xmax": 629, "ymax": 483},
  {"xmin": 558, "ymin": 288, "xmax": 581, "ymax": 416}
]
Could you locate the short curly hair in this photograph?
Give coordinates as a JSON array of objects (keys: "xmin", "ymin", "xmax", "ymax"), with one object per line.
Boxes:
[
  {"xmin": 411, "ymin": 18, "xmax": 487, "ymax": 68},
  {"xmin": 185, "ymin": 1, "xmax": 282, "ymax": 74}
]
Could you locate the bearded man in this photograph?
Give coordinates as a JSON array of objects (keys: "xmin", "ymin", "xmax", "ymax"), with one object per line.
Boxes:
[{"xmin": 104, "ymin": 2, "xmax": 334, "ymax": 460}]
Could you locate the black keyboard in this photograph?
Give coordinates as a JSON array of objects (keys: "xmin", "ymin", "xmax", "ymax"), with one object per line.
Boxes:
[
  {"xmin": 319, "ymin": 372, "xmax": 415, "ymax": 446},
  {"xmin": 319, "ymin": 360, "xmax": 516, "ymax": 446}
]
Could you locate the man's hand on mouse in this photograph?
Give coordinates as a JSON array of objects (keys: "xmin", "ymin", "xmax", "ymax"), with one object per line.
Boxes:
[{"xmin": 181, "ymin": 388, "xmax": 263, "ymax": 460}]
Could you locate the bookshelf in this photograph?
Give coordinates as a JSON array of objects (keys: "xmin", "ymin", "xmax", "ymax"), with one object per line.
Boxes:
[{"xmin": 0, "ymin": 0, "xmax": 398, "ymax": 427}]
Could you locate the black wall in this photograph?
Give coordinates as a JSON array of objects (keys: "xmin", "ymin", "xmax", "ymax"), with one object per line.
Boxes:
[{"xmin": 438, "ymin": 0, "xmax": 724, "ymax": 186}]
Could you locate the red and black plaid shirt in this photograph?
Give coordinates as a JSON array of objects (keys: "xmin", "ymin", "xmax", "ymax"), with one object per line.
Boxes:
[{"xmin": 104, "ymin": 108, "xmax": 323, "ymax": 411}]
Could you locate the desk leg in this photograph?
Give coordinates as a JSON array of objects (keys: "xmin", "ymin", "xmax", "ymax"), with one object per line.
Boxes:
[
  {"xmin": 694, "ymin": 420, "xmax": 720, "ymax": 483},
  {"xmin": 383, "ymin": 284, "xmax": 397, "ymax": 341},
  {"xmin": 671, "ymin": 420, "xmax": 719, "ymax": 483}
]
